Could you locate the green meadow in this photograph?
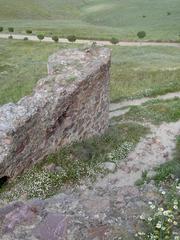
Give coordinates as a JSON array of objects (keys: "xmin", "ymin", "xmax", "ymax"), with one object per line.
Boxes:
[
  {"xmin": 0, "ymin": 0, "xmax": 180, "ymax": 41},
  {"xmin": 0, "ymin": 39, "xmax": 180, "ymax": 105}
]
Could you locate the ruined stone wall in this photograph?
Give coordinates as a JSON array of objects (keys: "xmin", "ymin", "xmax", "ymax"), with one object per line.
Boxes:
[{"xmin": 0, "ymin": 47, "xmax": 111, "ymax": 179}]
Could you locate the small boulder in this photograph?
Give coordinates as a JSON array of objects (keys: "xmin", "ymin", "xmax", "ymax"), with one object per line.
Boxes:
[
  {"xmin": 100, "ymin": 162, "xmax": 116, "ymax": 172},
  {"xmin": 43, "ymin": 163, "xmax": 56, "ymax": 173}
]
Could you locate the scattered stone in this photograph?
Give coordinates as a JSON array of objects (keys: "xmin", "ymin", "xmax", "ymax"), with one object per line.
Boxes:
[
  {"xmin": 121, "ymin": 165, "xmax": 131, "ymax": 173},
  {"xmin": 100, "ymin": 162, "xmax": 116, "ymax": 172},
  {"xmin": 43, "ymin": 163, "xmax": 57, "ymax": 173},
  {"xmin": 147, "ymin": 170, "xmax": 157, "ymax": 178},
  {"xmin": 153, "ymin": 138, "xmax": 161, "ymax": 144}
]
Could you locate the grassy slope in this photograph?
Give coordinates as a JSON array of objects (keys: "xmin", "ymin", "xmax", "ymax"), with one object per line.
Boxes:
[
  {"xmin": 0, "ymin": 39, "xmax": 180, "ymax": 105},
  {"xmin": 110, "ymin": 46, "xmax": 180, "ymax": 101},
  {"xmin": 0, "ymin": 0, "xmax": 180, "ymax": 41},
  {"xmin": 0, "ymin": 39, "xmax": 76, "ymax": 104}
]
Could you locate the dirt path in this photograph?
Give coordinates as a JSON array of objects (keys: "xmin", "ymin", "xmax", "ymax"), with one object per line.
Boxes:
[
  {"xmin": 110, "ymin": 91, "xmax": 180, "ymax": 118},
  {"xmin": 95, "ymin": 121, "xmax": 180, "ymax": 188},
  {"xmin": 0, "ymin": 33, "xmax": 180, "ymax": 47}
]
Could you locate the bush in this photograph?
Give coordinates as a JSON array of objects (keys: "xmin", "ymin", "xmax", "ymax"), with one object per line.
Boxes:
[
  {"xmin": 26, "ymin": 30, "xmax": 32, "ymax": 34},
  {"xmin": 37, "ymin": 34, "xmax": 44, "ymax": 41},
  {"xmin": 167, "ymin": 12, "xmax": 171, "ymax": 16},
  {"xmin": 8, "ymin": 27, "xmax": 14, "ymax": 32},
  {"xmin": 137, "ymin": 31, "xmax": 146, "ymax": 39},
  {"xmin": 67, "ymin": 35, "xmax": 76, "ymax": 42},
  {"xmin": 0, "ymin": 27, "xmax": 3, "ymax": 32},
  {"xmin": 8, "ymin": 35, "xmax": 13, "ymax": 39},
  {"xmin": 52, "ymin": 36, "xmax": 59, "ymax": 42},
  {"xmin": 24, "ymin": 37, "xmax": 28, "ymax": 41},
  {"xmin": 110, "ymin": 37, "xmax": 119, "ymax": 44}
]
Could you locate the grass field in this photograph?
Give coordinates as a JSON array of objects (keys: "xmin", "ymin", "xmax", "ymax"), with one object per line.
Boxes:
[
  {"xmin": 110, "ymin": 45, "xmax": 180, "ymax": 101},
  {"xmin": 0, "ymin": 40, "xmax": 76, "ymax": 104},
  {"xmin": 0, "ymin": 0, "xmax": 180, "ymax": 41},
  {"xmin": 0, "ymin": 39, "xmax": 180, "ymax": 105}
]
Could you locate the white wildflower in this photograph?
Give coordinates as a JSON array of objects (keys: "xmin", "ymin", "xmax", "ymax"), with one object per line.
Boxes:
[
  {"xmin": 168, "ymin": 218, "xmax": 173, "ymax": 223},
  {"xmin": 148, "ymin": 217, "xmax": 152, "ymax": 222},
  {"xmin": 158, "ymin": 207, "xmax": 164, "ymax": 212},
  {"xmin": 138, "ymin": 232, "xmax": 145, "ymax": 236},
  {"xmin": 156, "ymin": 222, "xmax": 162, "ymax": 229},
  {"xmin": 174, "ymin": 205, "xmax": 178, "ymax": 210},
  {"xmin": 150, "ymin": 204, "xmax": 155, "ymax": 209},
  {"xmin": 140, "ymin": 214, "xmax": 145, "ymax": 220},
  {"xmin": 163, "ymin": 210, "xmax": 172, "ymax": 216}
]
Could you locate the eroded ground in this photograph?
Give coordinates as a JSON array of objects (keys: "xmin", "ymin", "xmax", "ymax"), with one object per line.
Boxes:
[{"xmin": 0, "ymin": 92, "xmax": 179, "ymax": 240}]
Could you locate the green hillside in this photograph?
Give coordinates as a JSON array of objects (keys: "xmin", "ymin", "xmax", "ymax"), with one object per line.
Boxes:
[
  {"xmin": 1, "ymin": 39, "xmax": 180, "ymax": 105},
  {"xmin": 0, "ymin": 0, "xmax": 180, "ymax": 40}
]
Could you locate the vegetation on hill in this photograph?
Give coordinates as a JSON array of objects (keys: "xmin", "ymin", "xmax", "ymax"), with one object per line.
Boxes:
[
  {"xmin": 0, "ymin": 39, "xmax": 180, "ymax": 105},
  {"xmin": 0, "ymin": 0, "xmax": 179, "ymax": 41}
]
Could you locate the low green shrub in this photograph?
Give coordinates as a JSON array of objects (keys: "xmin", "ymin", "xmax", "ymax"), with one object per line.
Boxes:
[
  {"xmin": 52, "ymin": 35, "xmax": 59, "ymax": 42},
  {"xmin": 0, "ymin": 27, "xmax": 3, "ymax": 32},
  {"xmin": 37, "ymin": 34, "xmax": 44, "ymax": 41},
  {"xmin": 8, "ymin": 27, "xmax": 14, "ymax": 32},
  {"xmin": 137, "ymin": 31, "xmax": 146, "ymax": 39},
  {"xmin": 67, "ymin": 35, "xmax": 76, "ymax": 42},
  {"xmin": 26, "ymin": 30, "xmax": 32, "ymax": 34},
  {"xmin": 110, "ymin": 37, "xmax": 119, "ymax": 44}
]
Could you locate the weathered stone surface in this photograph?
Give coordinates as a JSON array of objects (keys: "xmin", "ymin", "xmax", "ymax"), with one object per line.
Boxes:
[
  {"xmin": 0, "ymin": 202, "xmax": 39, "ymax": 234},
  {"xmin": 33, "ymin": 213, "xmax": 68, "ymax": 240},
  {"xmin": 0, "ymin": 47, "xmax": 111, "ymax": 179},
  {"xmin": 0, "ymin": 179, "xmax": 173, "ymax": 239}
]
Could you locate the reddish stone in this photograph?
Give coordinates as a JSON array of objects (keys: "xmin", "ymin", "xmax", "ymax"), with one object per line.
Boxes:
[
  {"xmin": 2, "ymin": 204, "xmax": 37, "ymax": 233},
  {"xmin": 88, "ymin": 225, "xmax": 109, "ymax": 240},
  {"xmin": 33, "ymin": 213, "xmax": 68, "ymax": 240}
]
